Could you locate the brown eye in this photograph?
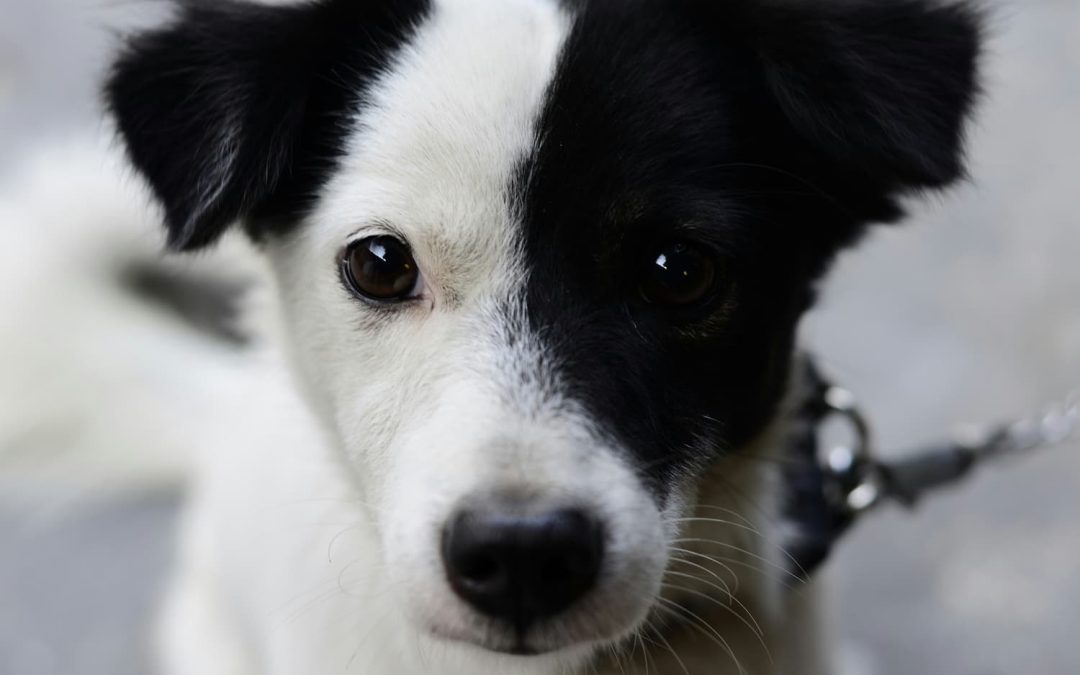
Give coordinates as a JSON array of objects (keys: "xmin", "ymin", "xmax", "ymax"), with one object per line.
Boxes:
[
  {"xmin": 342, "ymin": 236, "xmax": 420, "ymax": 302},
  {"xmin": 639, "ymin": 241, "xmax": 718, "ymax": 307}
]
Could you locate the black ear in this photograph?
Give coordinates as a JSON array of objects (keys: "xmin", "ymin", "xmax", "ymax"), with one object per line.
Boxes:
[
  {"xmin": 752, "ymin": 0, "xmax": 982, "ymax": 191},
  {"xmin": 105, "ymin": 0, "xmax": 428, "ymax": 251}
]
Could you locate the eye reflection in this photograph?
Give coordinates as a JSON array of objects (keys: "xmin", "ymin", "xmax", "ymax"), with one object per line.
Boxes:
[
  {"xmin": 639, "ymin": 242, "xmax": 718, "ymax": 307},
  {"xmin": 342, "ymin": 236, "xmax": 420, "ymax": 302}
]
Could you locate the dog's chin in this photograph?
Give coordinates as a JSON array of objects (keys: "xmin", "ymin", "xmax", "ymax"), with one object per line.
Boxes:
[
  {"xmin": 423, "ymin": 600, "xmax": 652, "ymax": 664},
  {"xmin": 427, "ymin": 623, "xmax": 611, "ymax": 665}
]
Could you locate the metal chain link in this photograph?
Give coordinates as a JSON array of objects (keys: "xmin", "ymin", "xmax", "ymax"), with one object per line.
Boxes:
[
  {"xmin": 820, "ymin": 387, "xmax": 1079, "ymax": 517},
  {"xmin": 956, "ymin": 389, "xmax": 1080, "ymax": 460}
]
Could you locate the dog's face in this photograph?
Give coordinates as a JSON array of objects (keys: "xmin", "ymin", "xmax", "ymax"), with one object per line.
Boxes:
[{"xmin": 108, "ymin": 0, "xmax": 980, "ymax": 663}]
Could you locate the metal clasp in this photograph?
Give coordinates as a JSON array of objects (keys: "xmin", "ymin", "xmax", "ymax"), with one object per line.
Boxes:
[{"xmin": 819, "ymin": 386, "xmax": 885, "ymax": 516}]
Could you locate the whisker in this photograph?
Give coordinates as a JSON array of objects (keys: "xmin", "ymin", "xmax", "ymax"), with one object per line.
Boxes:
[
  {"xmin": 684, "ymin": 553, "xmax": 802, "ymax": 593},
  {"xmin": 644, "ymin": 624, "xmax": 690, "ymax": 675},
  {"xmin": 708, "ymin": 477, "xmax": 813, "ymax": 581},
  {"xmin": 656, "ymin": 598, "xmax": 747, "ymax": 675},
  {"xmin": 661, "ymin": 582, "xmax": 771, "ymax": 661},
  {"xmin": 668, "ymin": 546, "xmax": 741, "ymax": 596},
  {"xmin": 635, "ymin": 626, "xmax": 652, "ymax": 673},
  {"xmin": 661, "ymin": 571, "xmax": 764, "ymax": 642},
  {"xmin": 607, "ymin": 641, "xmax": 630, "ymax": 675},
  {"xmin": 666, "ymin": 516, "xmax": 761, "ymax": 534},
  {"xmin": 688, "ymin": 504, "xmax": 757, "ymax": 528},
  {"xmin": 665, "ymin": 568, "xmax": 734, "ymax": 607},
  {"xmin": 704, "ymin": 161, "xmax": 855, "ymax": 218},
  {"xmin": 666, "ymin": 553, "xmax": 735, "ymax": 598},
  {"xmin": 327, "ymin": 523, "xmax": 363, "ymax": 563},
  {"xmin": 633, "ymin": 630, "xmax": 651, "ymax": 675},
  {"xmin": 672, "ymin": 538, "xmax": 804, "ymax": 584}
]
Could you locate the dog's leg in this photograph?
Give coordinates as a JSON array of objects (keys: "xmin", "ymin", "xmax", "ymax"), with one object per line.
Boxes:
[
  {"xmin": 155, "ymin": 488, "xmax": 259, "ymax": 675},
  {"xmin": 156, "ymin": 568, "xmax": 256, "ymax": 675}
]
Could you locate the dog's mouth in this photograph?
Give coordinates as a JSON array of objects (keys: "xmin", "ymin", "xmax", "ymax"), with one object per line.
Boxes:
[
  {"xmin": 504, "ymin": 642, "xmax": 541, "ymax": 656},
  {"xmin": 427, "ymin": 619, "xmax": 618, "ymax": 659},
  {"xmin": 435, "ymin": 620, "xmax": 596, "ymax": 657},
  {"xmin": 428, "ymin": 625, "xmax": 550, "ymax": 656},
  {"xmin": 424, "ymin": 579, "xmax": 648, "ymax": 659}
]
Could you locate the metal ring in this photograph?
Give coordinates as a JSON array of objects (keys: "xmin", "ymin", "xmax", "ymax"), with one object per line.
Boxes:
[
  {"xmin": 823, "ymin": 387, "xmax": 873, "ymax": 461},
  {"xmin": 820, "ymin": 387, "xmax": 883, "ymax": 514}
]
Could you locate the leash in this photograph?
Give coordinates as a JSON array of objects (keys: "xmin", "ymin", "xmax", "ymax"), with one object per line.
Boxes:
[{"xmin": 782, "ymin": 360, "xmax": 1079, "ymax": 580}]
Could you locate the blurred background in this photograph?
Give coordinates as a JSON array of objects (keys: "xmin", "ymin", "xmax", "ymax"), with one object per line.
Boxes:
[{"xmin": 0, "ymin": 0, "xmax": 1077, "ymax": 674}]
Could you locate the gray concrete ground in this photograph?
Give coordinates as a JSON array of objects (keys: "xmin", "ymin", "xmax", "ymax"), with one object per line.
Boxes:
[
  {"xmin": 0, "ymin": 495, "xmax": 176, "ymax": 675},
  {"xmin": 1, "ymin": 1, "xmax": 1078, "ymax": 674}
]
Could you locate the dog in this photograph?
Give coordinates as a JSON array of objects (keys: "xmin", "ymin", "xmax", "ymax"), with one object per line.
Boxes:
[{"xmin": 102, "ymin": 0, "xmax": 982, "ymax": 673}]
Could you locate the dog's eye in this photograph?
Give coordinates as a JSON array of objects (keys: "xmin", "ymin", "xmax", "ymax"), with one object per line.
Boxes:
[
  {"xmin": 639, "ymin": 241, "xmax": 718, "ymax": 307},
  {"xmin": 342, "ymin": 236, "xmax": 421, "ymax": 302}
]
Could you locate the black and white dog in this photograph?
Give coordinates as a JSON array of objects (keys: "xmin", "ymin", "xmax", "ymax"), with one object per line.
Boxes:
[{"xmin": 104, "ymin": 0, "xmax": 982, "ymax": 673}]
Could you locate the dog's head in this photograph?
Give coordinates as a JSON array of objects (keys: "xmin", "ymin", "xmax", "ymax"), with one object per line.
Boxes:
[{"xmin": 107, "ymin": 0, "xmax": 980, "ymax": 663}]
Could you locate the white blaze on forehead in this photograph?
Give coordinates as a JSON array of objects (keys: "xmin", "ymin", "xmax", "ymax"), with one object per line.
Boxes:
[
  {"xmin": 311, "ymin": 0, "xmax": 570, "ymax": 297},
  {"xmin": 263, "ymin": 3, "xmax": 675, "ymax": 655},
  {"xmin": 268, "ymin": 0, "xmax": 579, "ymax": 493}
]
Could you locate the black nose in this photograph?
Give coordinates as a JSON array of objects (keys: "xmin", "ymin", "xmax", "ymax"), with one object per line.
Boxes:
[{"xmin": 442, "ymin": 507, "xmax": 603, "ymax": 631}]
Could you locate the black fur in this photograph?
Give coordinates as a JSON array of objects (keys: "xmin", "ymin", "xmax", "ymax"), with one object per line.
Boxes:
[
  {"xmin": 106, "ymin": 0, "xmax": 430, "ymax": 251},
  {"xmin": 517, "ymin": 0, "xmax": 981, "ymax": 494}
]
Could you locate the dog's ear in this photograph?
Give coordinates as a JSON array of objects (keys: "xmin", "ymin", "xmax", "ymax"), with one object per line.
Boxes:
[
  {"xmin": 751, "ymin": 0, "xmax": 982, "ymax": 194},
  {"xmin": 105, "ymin": 0, "xmax": 427, "ymax": 251}
]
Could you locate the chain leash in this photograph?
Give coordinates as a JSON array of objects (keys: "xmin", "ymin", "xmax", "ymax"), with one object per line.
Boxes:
[{"xmin": 820, "ymin": 387, "xmax": 1079, "ymax": 516}]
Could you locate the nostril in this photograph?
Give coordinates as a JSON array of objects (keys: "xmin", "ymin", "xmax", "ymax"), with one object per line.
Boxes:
[
  {"xmin": 456, "ymin": 548, "xmax": 504, "ymax": 587},
  {"xmin": 442, "ymin": 506, "xmax": 604, "ymax": 631}
]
